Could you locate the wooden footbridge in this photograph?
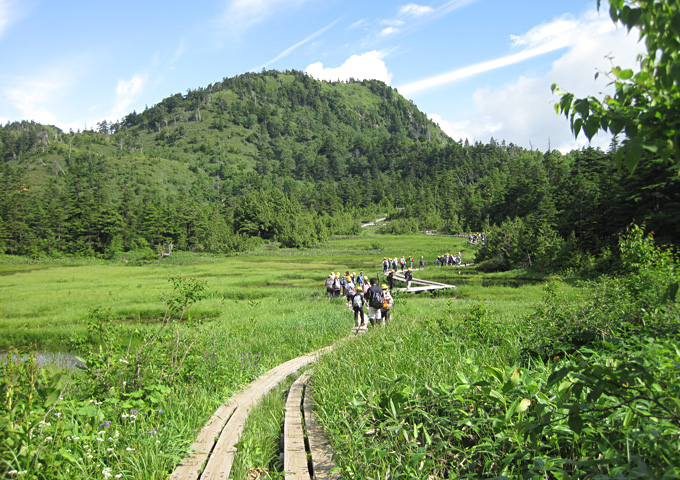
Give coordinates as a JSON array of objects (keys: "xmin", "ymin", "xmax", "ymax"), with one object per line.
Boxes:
[
  {"xmin": 170, "ymin": 348, "xmax": 340, "ymax": 480},
  {"xmin": 390, "ymin": 270, "xmax": 457, "ymax": 294}
]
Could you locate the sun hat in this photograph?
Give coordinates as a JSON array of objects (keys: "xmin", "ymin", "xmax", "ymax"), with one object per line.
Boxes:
[{"xmin": 381, "ymin": 284, "xmax": 388, "ymax": 290}]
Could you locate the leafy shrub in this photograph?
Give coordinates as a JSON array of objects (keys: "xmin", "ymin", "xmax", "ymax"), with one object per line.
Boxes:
[{"xmin": 334, "ymin": 336, "xmax": 680, "ymax": 479}]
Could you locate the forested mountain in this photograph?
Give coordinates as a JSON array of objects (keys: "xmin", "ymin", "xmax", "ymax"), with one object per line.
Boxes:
[{"xmin": 1, "ymin": 69, "xmax": 678, "ymax": 269}]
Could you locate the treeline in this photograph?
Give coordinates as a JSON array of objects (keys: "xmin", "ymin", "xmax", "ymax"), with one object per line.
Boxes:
[{"xmin": 1, "ymin": 70, "xmax": 678, "ymax": 267}]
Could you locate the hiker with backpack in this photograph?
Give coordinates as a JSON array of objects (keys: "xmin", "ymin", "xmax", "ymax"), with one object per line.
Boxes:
[
  {"xmin": 333, "ymin": 274, "xmax": 342, "ymax": 297},
  {"xmin": 351, "ymin": 288, "xmax": 365, "ymax": 328},
  {"xmin": 325, "ymin": 273, "xmax": 334, "ymax": 298},
  {"xmin": 400, "ymin": 256, "xmax": 406, "ymax": 272},
  {"xmin": 387, "ymin": 269, "xmax": 395, "ymax": 290},
  {"xmin": 365, "ymin": 278, "xmax": 383, "ymax": 327},
  {"xmin": 380, "ymin": 284, "xmax": 394, "ymax": 324},
  {"xmin": 382, "ymin": 258, "xmax": 389, "ymax": 274},
  {"xmin": 420, "ymin": 256, "xmax": 425, "ymax": 269},
  {"xmin": 345, "ymin": 275, "xmax": 356, "ymax": 305},
  {"xmin": 405, "ymin": 267, "xmax": 413, "ymax": 290}
]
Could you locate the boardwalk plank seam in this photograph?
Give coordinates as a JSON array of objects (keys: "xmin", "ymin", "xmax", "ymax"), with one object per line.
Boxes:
[
  {"xmin": 303, "ymin": 381, "xmax": 341, "ymax": 480},
  {"xmin": 284, "ymin": 370, "xmax": 313, "ymax": 479}
]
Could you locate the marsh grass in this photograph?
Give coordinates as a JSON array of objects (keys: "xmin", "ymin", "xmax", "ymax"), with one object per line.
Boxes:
[{"xmin": 0, "ymin": 234, "xmax": 581, "ymax": 479}]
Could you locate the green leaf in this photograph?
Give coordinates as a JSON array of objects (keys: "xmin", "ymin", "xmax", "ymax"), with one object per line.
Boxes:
[
  {"xmin": 506, "ymin": 398, "xmax": 520, "ymax": 420},
  {"xmin": 568, "ymin": 413, "xmax": 583, "ymax": 435},
  {"xmin": 609, "ymin": 118, "xmax": 625, "ymax": 135},
  {"xmin": 485, "ymin": 366, "xmax": 504, "ymax": 384},
  {"xmin": 517, "ymin": 398, "xmax": 532, "ymax": 413},
  {"xmin": 452, "ymin": 384, "xmax": 470, "ymax": 395},
  {"xmin": 573, "ymin": 98, "xmax": 590, "ymax": 117},
  {"xmin": 583, "ymin": 117, "xmax": 600, "ymax": 140},
  {"xmin": 623, "ymin": 408, "xmax": 635, "ymax": 428},
  {"xmin": 670, "ymin": 13, "xmax": 680, "ymax": 37}
]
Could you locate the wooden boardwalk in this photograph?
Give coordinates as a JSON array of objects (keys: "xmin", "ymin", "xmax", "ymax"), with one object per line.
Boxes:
[
  {"xmin": 390, "ymin": 270, "xmax": 457, "ymax": 294},
  {"xmin": 284, "ymin": 369, "xmax": 340, "ymax": 480},
  {"xmin": 170, "ymin": 347, "xmax": 333, "ymax": 480}
]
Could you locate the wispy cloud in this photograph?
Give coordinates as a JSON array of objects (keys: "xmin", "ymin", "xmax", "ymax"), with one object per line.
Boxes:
[
  {"xmin": 399, "ymin": 3, "xmax": 434, "ymax": 17},
  {"xmin": 0, "ymin": 0, "xmax": 31, "ymax": 38},
  {"xmin": 257, "ymin": 18, "xmax": 341, "ymax": 69},
  {"xmin": 397, "ymin": 11, "xmax": 613, "ymax": 96},
  {"xmin": 221, "ymin": 0, "xmax": 313, "ymax": 33},
  {"xmin": 397, "ymin": 41, "xmax": 569, "ymax": 95},
  {"xmin": 427, "ymin": 10, "xmax": 646, "ymax": 152},
  {"xmin": 306, "ymin": 50, "xmax": 393, "ymax": 84},
  {"xmin": 370, "ymin": 0, "xmax": 476, "ymax": 39},
  {"xmin": 1, "ymin": 55, "xmax": 87, "ymax": 126},
  {"xmin": 111, "ymin": 74, "xmax": 147, "ymax": 120}
]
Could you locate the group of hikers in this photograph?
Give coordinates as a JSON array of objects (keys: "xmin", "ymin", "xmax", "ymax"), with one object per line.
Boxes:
[
  {"xmin": 468, "ymin": 233, "xmax": 486, "ymax": 245},
  {"xmin": 382, "ymin": 256, "xmax": 425, "ymax": 273},
  {"xmin": 436, "ymin": 252, "xmax": 463, "ymax": 267},
  {"xmin": 325, "ymin": 271, "xmax": 394, "ymax": 328}
]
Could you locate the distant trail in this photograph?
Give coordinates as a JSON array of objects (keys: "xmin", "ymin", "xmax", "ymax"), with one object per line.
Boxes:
[{"xmin": 361, "ymin": 216, "xmax": 387, "ymax": 228}]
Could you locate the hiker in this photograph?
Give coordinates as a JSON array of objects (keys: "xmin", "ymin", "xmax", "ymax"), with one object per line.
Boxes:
[
  {"xmin": 405, "ymin": 267, "xmax": 413, "ymax": 290},
  {"xmin": 380, "ymin": 284, "xmax": 394, "ymax": 324},
  {"xmin": 325, "ymin": 273, "xmax": 334, "ymax": 298},
  {"xmin": 400, "ymin": 256, "xmax": 406, "ymax": 272},
  {"xmin": 358, "ymin": 271, "xmax": 365, "ymax": 287},
  {"xmin": 365, "ymin": 278, "xmax": 383, "ymax": 327},
  {"xmin": 362, "ymin": 278, "xmax": 370, "ymax": 295},
  {"xmin": 409, "ymin": 257, "xmax": 414, "ymax": 269},
  {"xmin": 457, "ymin": 251, "xmax": 462, "ymax": 265},
  {"xmin": 382, "ymin": 257, "xmax": 389, "ymax": 274},
  {"xmin": 436, "ymin": 256, "xmax": 440, "ymax": 267},
  {"xmin": 351, "ymin": 289, "xmax": 365, "ymax": 328},
  {"xmin": 391, "ymin": 258, "xmax": 398, "ymax": 271},
  {"xmin": 387, "ymin": 269, "xmax": 395, "ymax": 290},
  {"xmin": 333, "ymin": 274, "xmax": 342, "ymax": 297},
  {"xmin": 420, "ymin": 256, "xmax": 425, "ymax": 269},
  {"xmin": 340, "ymin": 272, "xmax": 347, "ymax": 295},
  {"xmin": 345, "ymin": 276, "xmax": 356, "ymax": 304}
]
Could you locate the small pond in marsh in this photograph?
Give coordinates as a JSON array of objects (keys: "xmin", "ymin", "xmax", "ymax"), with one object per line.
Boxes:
[{"xmin": 1, "ymin": 351, "xmax": 85, "ymax": 370}]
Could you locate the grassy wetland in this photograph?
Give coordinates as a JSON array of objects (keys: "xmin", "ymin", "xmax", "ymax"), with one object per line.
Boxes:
[{"xmin": 2, "ymin": 228, "xmax": 679, "ymax": 479}]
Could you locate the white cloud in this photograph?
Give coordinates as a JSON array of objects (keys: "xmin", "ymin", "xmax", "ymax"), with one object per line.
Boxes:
[
  {"xmin": 381, "ymin": 26, "xmax": 398, "ymax": 36},
  {"xmin": 349, "ymin": 18, "xmax": 367, "ymax": 29},
  {"xmin": 3, "ymin": 78, "xmax": 61, "ymax": 125},
  {"xmin": 0, "ymin": 0, "xmax": 29, "ymax": 38},
  {"xmin": 112, "ymin": 74, "xmax": 147, "ymax": 120},
  {"xmin": 221, "ymin": 0, "xmax": 312, "ymax": 32},
  {"xmin": 396, "ymin": 11, "xmax": 619, "ymax": 97},
  {"xmin": 258, "ymin": 18, "xmax": 341, "ymax": 69},
  {"xmin": 399, "ymin": 3, "xmax": 434, "ymax": 17},
  {"xmin": 305, "ymin": 50, "xmax": 393, "ymax": 84},
  {"xmin": 426, "ymin": 10, "xmax": 647, "ymax": 152}
]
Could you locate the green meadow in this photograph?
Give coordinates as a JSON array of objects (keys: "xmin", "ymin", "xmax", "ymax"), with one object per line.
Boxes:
[{"xmin": 10, "ymin": 231, "xmax": 673, "ymax": 479}]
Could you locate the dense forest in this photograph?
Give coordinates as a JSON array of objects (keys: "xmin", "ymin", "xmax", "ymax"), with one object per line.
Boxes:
[{"xmin": 1, "ymin": 69, "xmax": 678, "ymax": 270}]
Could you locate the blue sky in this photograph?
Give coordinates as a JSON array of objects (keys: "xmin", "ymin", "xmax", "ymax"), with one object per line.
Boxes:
[{"xmin": 0, "ymin": 0, "xmax": 645, "ymax": 152}]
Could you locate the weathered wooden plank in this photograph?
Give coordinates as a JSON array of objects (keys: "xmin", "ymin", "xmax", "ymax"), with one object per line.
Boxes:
[
  {"xmin": 201, "ymin": 355, "xmax": 319, "ymax": 480},
  {"xmin": 284, "ymin": 370, "xmax": 313, "ymax": 479},
  {"xmin": 169, "ymin": 402, "xmax": 237, "ymax": 480},
  {"xmin": 395, "ymin": 285, "xmax": 456, "ymax": 293},
  {"xmin": 303, "ymin": 382, "xmax": 341, "ymax": 480}
]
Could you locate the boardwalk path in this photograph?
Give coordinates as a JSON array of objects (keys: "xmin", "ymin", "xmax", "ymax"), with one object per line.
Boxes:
[
  {"xmin": 170, "ymin": 347, "xmax": 336, "ymax": 480},
  {"xmin": 171, "ymin": 271, "xmax": 458, "ymax": 479}
]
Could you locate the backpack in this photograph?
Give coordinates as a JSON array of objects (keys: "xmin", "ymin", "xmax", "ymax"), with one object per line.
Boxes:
[
  {"xmin": 369, "ymin": 287, "xmax": 384, "ymax": 309},
  {"xmin": 346, "ymin": 283, "xmax": 355, "ymax": 296},
  {"xmin": 352, "ymin": 293, "xmax": 363, "ymax": 308}
]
